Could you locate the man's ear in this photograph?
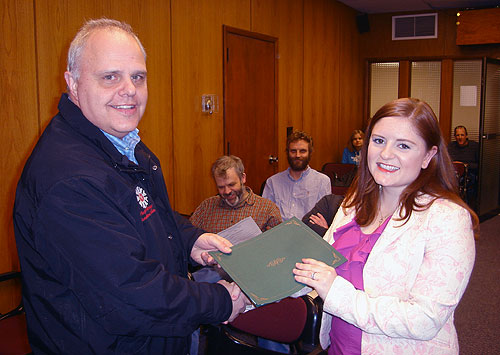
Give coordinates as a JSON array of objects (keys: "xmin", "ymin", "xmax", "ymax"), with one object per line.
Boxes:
[
  {"xmin": 64, "ymin": 71, "xmax": 79, "ymax": 104},
  {"xmin": 241, "ymin": 173, "xmax": 247, "ymax": 185}
]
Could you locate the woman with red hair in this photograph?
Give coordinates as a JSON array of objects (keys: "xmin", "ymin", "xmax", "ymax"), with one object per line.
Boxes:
[{"xmin": 294, "ymin": 98, "xmax": 478, "ymax": 354}]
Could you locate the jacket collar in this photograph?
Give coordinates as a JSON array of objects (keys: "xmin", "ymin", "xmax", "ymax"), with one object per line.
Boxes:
[
  {"xmin": 370, "ymin": 194, "xmax": 435, "ymax": 253},
  {"xmin": 333, "ymin": 194, "xmax": 435, "ymax": 252},
  {"xmin": 58, "ymin": 93, "xmax": 146, "ymax": 172}
]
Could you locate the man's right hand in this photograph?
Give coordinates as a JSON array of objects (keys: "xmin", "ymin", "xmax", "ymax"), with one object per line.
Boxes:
[{"xmin": 217, "ymin": 280, "xmax": 251, "ymax": 323}]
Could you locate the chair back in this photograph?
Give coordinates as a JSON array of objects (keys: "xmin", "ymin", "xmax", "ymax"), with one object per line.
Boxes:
[
  {"xmin": 230, "ymin": 297, "xmax": 307, "ymax": 343},
  {"xmin": 0, "ymin": 271, "xmax": 31, "ymax": 355},
  {"xmin": 321, "ymin": 163, "xmax": 356, "ymax": 196},
  {"xmin": 206, "ymin": 295, "xmax": 323, "ymax": 354},
  {"xmin": 452, "ymin": 161, "xmax": 469, "ymax": 202},
  {"xmin": 452, "ymin": 161, "xmax": 467, "ymax": 177}
]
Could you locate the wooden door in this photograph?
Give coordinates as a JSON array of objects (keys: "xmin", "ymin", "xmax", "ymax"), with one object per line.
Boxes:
[{"xmin": 224, "ymin": 26, "xmax": 278, "ymax": 194}]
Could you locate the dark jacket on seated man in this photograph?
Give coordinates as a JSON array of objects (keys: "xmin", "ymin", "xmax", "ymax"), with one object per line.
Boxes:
[
  {"xmin": 447, "ymin": 140, "xmax": 479, "ymax": 172},
  {"xmin": 302, "ymin": 194, "xmax": 344, "ymax": 236}
]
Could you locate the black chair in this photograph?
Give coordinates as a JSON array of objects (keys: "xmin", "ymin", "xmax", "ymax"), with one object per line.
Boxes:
[
  {"xmin": 452, "ymin": 162, "xmax": 468, "ymax": 202},
  {"xmin": 259, "ymin": 179, "xmax": 268, "ymax": 196},
  {"xmin": 321, "ymin": 163, "xmax": 356, "ymax": 196},
  {"xmin": 0, "ymin": 271, "xmax": 31, "ymax": 354},
  {"xmin": 206, "ymin": 295, "xmax": 324, "ymax": 354}
]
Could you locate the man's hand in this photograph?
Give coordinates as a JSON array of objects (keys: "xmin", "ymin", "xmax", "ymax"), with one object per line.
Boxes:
[
  {"xmin": 191, "ymin": 233, "xmax": 232, "ymax": 266},
  {"xmin": 217, "ymin": 280, "xmax": 251, "ymax": 323}
]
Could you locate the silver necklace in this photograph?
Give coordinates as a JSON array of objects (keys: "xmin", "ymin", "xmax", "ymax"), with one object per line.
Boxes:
[
  {"xmin": 378, "ymin": 185, "xmax": 395, "ymax": 225},
  {"xmin": 378, "ymin": 211, "xmax": 393, "ymax": 226}
]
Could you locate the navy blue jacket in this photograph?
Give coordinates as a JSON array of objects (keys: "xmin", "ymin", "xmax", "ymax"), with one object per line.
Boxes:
[{"xmin": 13, "ymin": 94, "xmax": 231, "ymax": 354}]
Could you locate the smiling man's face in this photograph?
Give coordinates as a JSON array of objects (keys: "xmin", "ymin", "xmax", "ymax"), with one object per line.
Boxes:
[
  {"xmin": 454, "ymin": 127, "xmax": 468, "ymax": 147},
  {"xmin": 64, "ymin": 28, "xmax": 148, "ymax": 138}
]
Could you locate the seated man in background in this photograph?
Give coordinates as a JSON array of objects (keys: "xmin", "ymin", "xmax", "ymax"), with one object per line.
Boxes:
[
  {"xmin": 189, "ymin": 155, "xmax": 282, "ymax": 354},
  {"xmin": 190, "ymin": 155, "xmax": 282, "ymax": 234},
  {"xmin": 447, "ymin": 125, "xmax": 479, "ymax": 171},
  {"xmin": 447, "ymin": 125, "xmax": 479, "ymax": 207},
  {"xmin": 263, "ymin": 131, "xmax": 331, "ymax": 220},
  {"xmin": 302, "ymin": 194, "xmax": 344, "ymax": 236}
]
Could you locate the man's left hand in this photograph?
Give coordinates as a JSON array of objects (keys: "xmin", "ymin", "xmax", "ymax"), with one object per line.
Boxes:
[{"xmin": 191, "ymin": 233, "xmax": 232, "ymax": 265}]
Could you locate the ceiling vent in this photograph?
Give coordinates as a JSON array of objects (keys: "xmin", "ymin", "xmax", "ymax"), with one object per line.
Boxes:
[{"xmin": 392, "ymin": 13, "xmax": 438, "ymax": 40}]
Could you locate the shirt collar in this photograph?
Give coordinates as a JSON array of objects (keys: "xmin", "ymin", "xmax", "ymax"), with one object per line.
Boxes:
[
  {"xmin": 101, "ymin": 129, "xmax": 141, "ymax": 164},
  {"xmin": 286, "ymin": 166, "xmax": 311, "ymax": 182}
]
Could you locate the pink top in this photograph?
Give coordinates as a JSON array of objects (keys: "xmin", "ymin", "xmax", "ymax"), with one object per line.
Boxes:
[{"xmin": 328, "ymin": 217, "xmax": 390, "ymax": 355}]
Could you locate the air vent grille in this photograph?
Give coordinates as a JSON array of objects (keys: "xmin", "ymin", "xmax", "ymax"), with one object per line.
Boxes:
[{"xmin": 393, "ymin": 14, "xmax": 437, "ymax": 40}]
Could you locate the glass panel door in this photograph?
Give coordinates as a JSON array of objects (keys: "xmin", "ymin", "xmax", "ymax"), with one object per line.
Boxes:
[
  {"xmin": 478, "ymin": 58, "xmax": 500, "ymax": 216},
  {"xmin": 451, "ymin": 60, "xmax": 481, "ymax": 141},
  {"xmin": 369, "ymin": 62, "xmax": 399, "ymax": 117},
  {"xmin": 450, "ymin": 60, "xmax": 482, "ymax": 212},
  {"xmin": 410, "ymin": 61, "xmax": 441, "ymax": 120}
]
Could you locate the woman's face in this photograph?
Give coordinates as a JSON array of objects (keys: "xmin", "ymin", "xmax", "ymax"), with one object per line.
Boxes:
[
  {"xmin": 367, "ymin": 116, "xmax": 437, "ymax": 197},
  {"xmin": 352, "ymin": 133, "xmax": 363, "ymax": 150}
]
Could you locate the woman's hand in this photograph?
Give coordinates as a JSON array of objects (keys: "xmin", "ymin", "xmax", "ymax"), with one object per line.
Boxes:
[
  {"xmin": 293, "ymin": 258, "xmax": 338, "ymax": 300},
  {"xmin": 309, "ymin": 213, "xmax": 328, "ymax": 229}
]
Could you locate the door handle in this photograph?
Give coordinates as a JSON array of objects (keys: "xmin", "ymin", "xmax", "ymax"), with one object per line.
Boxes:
[
  {"xmin": 482, "ymin": 133, "xmax": 497, "ymax": 140},
  {"xmin": 269, "ymin": 155, "xmax": 278, "ymax": 164}
]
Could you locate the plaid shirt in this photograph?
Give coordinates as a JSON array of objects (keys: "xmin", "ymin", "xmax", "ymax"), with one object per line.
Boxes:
[{"xmin": 190, "ymin": 187, "xmax": 282, "ymax": 233}]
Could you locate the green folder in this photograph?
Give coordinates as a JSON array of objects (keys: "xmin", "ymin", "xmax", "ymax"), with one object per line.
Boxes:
[{"xmin": 209, "ymin": 217, "xmax": 347, "ymax": 306}]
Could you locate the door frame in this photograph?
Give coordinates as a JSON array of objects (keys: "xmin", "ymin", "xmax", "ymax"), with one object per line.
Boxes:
[{"xmin": 478, "ymin": 57, "xmax": 500, "ymax": 218}]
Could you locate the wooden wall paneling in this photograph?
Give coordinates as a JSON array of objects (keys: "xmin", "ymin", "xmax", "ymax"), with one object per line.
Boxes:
[
  {"xmin": 361, "ymin": 11, "xmax": 450, "ymax": 60},
  {"xmin": 441, "ymin": 10, "xmax": 461, "ymax": 57},
  {"xmin": 363, "ymin": 60, "xmax": 372, "ymax": 125},
  {"xmin": 35, "ymin": 0, "xmax": 174, "ymax": 198},
  {"xmin": 337, "ymin": 3, "xmax": 365, "ymax": 158},
  {"xmin": 443, "ymin": 9, "xmax": 500, "ymax": 58},
  {"xmin": 0, "ymin": 0, "xmax": 38, "ymax": 311},
  {"xmin": 440, "ymin": 59, "xmax": 454, "ymax": 143},
  {"xmin": 34, "ymin": 0, "xmax": 73, "ymax": 131},
  {"xmin": 251, "ymin": 0, "xmax": 304, "ymax": 172},
  {"xmin": 171, "ymin": 0, "xmax": 250, "ymax": 214},
  {"xmin": 122, "ymin": 2, "xmax": 173, "ymax": 199},
  {"xmin": 456, "ymin": 8, "xmax": 500, "ymax": 45},
  {"xmin": 434, "ymin": 10, "xmax": 454, "ymax": 57},
  {"xmin": 106, "ymin": 1, "xmax": 173, "ymax": 199},
  {"xmin": 398, "ymin": 60, "xmax": 410, "ymax": 98},
  {"xmin": 303, "ymin": 0, "xmax": 341, "ymax": 170}
]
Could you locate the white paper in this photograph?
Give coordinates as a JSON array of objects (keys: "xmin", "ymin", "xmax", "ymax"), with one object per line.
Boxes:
[
  {"xmin": 217, "ymin": 216, "xmax": 262, "ymax": 245},
  {"xmin": 460, "ymin": 86, "xmax": 477, "ymax": 107},
  {"xmin": 192, "ymin": 217, "xmax": 263, "ymax": 283}
]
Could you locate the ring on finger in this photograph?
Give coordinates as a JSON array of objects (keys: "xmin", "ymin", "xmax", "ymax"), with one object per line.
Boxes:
[{"xmin": 311, "ymin": 272, "xmax": 316, "ymax": 280}]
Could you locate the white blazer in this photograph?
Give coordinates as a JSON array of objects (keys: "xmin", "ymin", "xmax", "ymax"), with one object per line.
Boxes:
[{"xmin": 320, "ymin": 196, "xmax": 475, "ymax": 354}]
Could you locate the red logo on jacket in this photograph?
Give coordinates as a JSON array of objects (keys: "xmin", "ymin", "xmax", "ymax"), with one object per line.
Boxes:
[{"xmin": 136, "ymin": 186, "xmax": 156, "ymax": 221}]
